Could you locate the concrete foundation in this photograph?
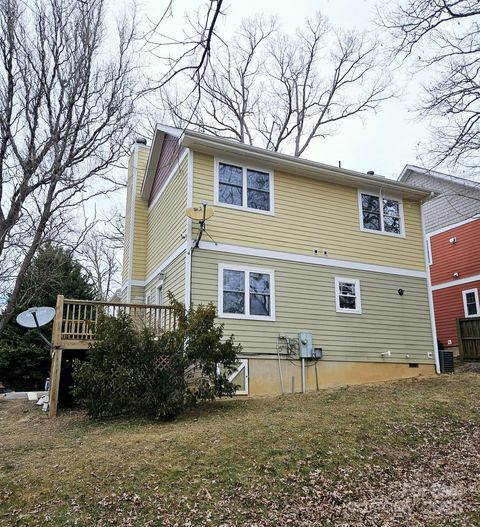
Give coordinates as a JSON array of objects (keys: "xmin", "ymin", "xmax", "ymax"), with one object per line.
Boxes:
[{"xmin": 245, "ymin": 357, "xmax": 436, "ymax": 396}]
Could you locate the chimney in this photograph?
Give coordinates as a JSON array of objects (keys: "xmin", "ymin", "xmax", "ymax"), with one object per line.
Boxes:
[
  {"xmin": 135, "ymin": 137, "xmax": 147, "ymax": 145},
  {"xmin": 367, "ymin": 170, "xmax": 374, "ymax": 175}
]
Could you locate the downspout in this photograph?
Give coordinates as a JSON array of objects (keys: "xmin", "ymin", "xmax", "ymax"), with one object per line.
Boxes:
[{"xmin": 421, "ymin": 202, "xmax": 441, "ymax": 373}]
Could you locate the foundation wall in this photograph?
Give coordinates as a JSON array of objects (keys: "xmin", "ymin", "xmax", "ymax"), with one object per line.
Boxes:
[{"xmin": 246, "ymin": 358, "xmax": 436, "ymax": 396}]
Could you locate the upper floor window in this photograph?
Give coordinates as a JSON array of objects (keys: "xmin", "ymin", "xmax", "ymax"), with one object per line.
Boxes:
[
  {"xmin": 335, "ymin": 277, "xmax": 362, "ymax": 314},
  {"xmin": 218, "ymin": 264, "xmax": 275, "ymax": 320},
  {"xmin": 463, "ymin": 288, "xmax": 479, "ymax": 317},
  {"xmin": 359, "ymin": 191, "xmax": 404, "ymax": 237},
  {"xmin": 215, "ymin": 160, "xmax": 273, "ymax": 214}
]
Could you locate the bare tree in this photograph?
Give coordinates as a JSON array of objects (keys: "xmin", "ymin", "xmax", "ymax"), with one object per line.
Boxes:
[
  {"xmin": 162, "ymin": 15, "xmax": 277, "ymax": 144},
  {"xmin": 0, "ymin": 0, "xmax": 139, "ymax": 331},
  {"xmin": 161, "ymin": 13, "xmax": 391, "ymax": 157},
  {"xmin": 144, "ymin": 0, "xmax": 225, "ymax": 93},
  {"xmin": 380, "ymin": 0, "xmax": 480, "ymax": 171},
  {"xmin": 78, "ymin": 210, "xmax": 125, "ymax": 301}
]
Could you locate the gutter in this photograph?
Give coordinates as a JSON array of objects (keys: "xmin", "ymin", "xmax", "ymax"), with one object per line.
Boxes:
[{"xmin": 180, "ymin": 130, "xmax": 434, "ymax": 201}]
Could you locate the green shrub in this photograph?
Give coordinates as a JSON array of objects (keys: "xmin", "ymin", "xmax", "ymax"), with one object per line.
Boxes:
[
  {"xmin": 0, "ymin": 243, "xmax": 95, "ymax": 390},
  {"xmin": 73, "ymin": 298, "xmax": 241, "ymax": 419},
  {"xmin": 0, "ymin": 324, "xmax": 50, "ymax": 390}
]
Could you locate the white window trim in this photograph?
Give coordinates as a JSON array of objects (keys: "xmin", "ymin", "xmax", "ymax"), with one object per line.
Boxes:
[
  {"xmin": 214, "ymin": 158, "xmax": 275, "ymax": 216},
  {"xmin": 218, "ymin": 263, "xmax": 276, "ymax": 321},
  {"xmin": 217, "ymin": 359, "xmax": 249, "ymax": 395},
  {"xmin": 357, "ymin": 189, "xmax": 406, "ymax": 238},
  {"xmin": 335, "ymin": 277, "xmax": 362, "ymax": 314},
  {"xmin": 462, "ymin": 288, "xmax": 480, "ymax": 318}
]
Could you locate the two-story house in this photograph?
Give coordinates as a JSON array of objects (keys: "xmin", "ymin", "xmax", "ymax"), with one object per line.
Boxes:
[
  {"xmin": 121, "ymin": 125, "xmax": 438, "ymax": 395},
  {"xmin": 400, "ymin": 165, "xmax": 480, "ymax": 354}
]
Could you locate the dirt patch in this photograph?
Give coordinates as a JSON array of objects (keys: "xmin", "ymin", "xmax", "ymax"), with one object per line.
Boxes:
[
  {"xmin": 456, "ymin": 362, "xmax": 480, "ymax": 374},
  {"xmin": 0, "ymin": 399, "xmax": 86, "ymax": 449}
]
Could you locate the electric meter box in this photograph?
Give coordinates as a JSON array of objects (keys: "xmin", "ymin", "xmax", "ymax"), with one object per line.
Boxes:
[{"xmin": 298, "ymin": 332, "xmax": 313, "ymax": 358}]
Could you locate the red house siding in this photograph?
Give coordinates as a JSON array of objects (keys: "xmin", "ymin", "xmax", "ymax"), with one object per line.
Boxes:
[
  {"xmin": 148, "ymin": 135, "xmax": 184, "ymax": 206},
  {"xmin": 433, "ymin": 281, "xmax": 480, "ymax": 348},
  {"xmin": 429, "ymin": 218, "xmax": 480, "ymax": 286}
]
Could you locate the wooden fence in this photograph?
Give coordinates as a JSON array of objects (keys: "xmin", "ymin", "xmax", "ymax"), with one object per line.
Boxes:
[{"xmin": 457, "ymin": 316, "xmax": 480, "ymax": 361}]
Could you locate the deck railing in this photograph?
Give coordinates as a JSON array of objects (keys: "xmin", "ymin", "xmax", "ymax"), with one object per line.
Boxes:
[{"xmin": 55, "ymin": 296, "xmax": 178, "ymax": 344}]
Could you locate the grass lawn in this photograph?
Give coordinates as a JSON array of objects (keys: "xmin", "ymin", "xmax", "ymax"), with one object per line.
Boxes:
[{"xmin": 1, "ymin": 373, "xmax": 480, "ymax": 526}]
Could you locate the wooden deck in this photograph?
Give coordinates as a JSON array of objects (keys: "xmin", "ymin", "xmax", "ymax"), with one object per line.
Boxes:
[{"xmin": 49, "ymin": 295, "xmax": 177, "ymax": 417}]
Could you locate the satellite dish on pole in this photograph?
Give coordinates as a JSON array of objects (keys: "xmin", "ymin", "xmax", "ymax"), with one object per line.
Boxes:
[{"xmin": 16, "ymin": 307, "xmax": 55, "ymax": 328}]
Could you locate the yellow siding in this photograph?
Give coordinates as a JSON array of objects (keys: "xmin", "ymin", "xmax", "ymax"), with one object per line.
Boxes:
[
  {"xmin": 145, "ymin": 156, "xmax": 188, "ymax": 278},
  {"xmin": 144, "ymin": 252, "xmax": 186, "ymax": 304},
  {"xmin": 192, "ymin": 250, "xmax": 435, "ymax": 364},
  {"xmin": 131, "ymin": 146, "xmax": 150, "ymax": 281},
  {"xmin": 121, "ymin": 153, "xmax": 134, "ymax": 285},
  {"xmin": 130, "ymin": 285, "xmax": 145, "ymax": 304},
  {"xmin": 192, "ymin": 153, "xmax": 425, "ymax": 271}
]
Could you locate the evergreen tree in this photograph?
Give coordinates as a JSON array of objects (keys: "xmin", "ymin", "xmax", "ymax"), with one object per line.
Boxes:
[{"xmin": 0, "ymin": 244, "xmax": 96, "ymax": 390}]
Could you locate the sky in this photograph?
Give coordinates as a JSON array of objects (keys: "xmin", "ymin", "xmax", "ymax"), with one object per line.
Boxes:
[{"xmin": 133, "ymin": 0, "xmax": 430, "ymax": 180}]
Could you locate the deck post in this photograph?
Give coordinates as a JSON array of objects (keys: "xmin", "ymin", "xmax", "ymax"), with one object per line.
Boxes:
[{"xmin": 49, "ymin": 295, "xmax": 64, "ymax": 418}]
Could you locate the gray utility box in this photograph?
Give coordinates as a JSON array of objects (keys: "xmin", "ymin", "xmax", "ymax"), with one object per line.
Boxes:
[{"xmin": 298, "ymin": 332, "xmax": 313, "ymax": 358}]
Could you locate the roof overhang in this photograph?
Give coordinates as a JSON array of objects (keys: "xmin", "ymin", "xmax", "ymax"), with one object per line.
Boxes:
[
  {"xmin": 141, "ymin": 124, "xmax": 182, "ymax": 200},
  {"xmin": 399, "ymin": 164, "xmax": 479, "ymax": 191},
  {"xmin": 180, "ymin": 131, "xmax": 434, "ymax": 201}
]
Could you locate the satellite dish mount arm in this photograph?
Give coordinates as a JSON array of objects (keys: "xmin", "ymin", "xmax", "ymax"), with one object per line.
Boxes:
[
  {"xmin": 192, "ymin": 203, "xmax": 217, "ymax": 251},
  {"xmin": 32, "ymin": 312, "xmax": 53, "ymax": 348}
]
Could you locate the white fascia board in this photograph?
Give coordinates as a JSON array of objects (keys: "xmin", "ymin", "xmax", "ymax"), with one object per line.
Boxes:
[
  {"xmin": 141, "ymin": 130, "xmax": 164, "ymax": 200},
  {"xmin": 399, "ymin": 164, "xmax": 480, "ymax": 190},
  {"xmin": 180, "ymin": 132, "xmax": 431, "ymax": 201},
  {"xmin": 147, "ymin": 148, "xmax": 189, "ymax": 213},
  {"xmin": 198, "ymin": 241, "xmax": 427, "ymax": 279},
  {"xmin": 185, "ymin": 148, "xmax": 194, "ymax": 306},
  {"xmin": 155, "ymin": 123, "xmax": 183, "ymax": 137}
]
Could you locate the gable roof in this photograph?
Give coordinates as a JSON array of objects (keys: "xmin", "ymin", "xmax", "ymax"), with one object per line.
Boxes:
[
  {"xmin": 141, "ymin": 124, "xmax": 183, "ymax": 200},
  {"xmin": 141, "ymin": 124, "xmax": 436, "ymax": 202},
  {"xmin": 399, "ymin": 164, "xmax": 480, "ymax": 191}
]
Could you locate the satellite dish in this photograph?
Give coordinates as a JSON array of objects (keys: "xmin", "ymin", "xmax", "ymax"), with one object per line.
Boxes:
[
  {"xmin": 16, "ymin": 307, "xmax": 55, "ymax": 329},
  {"xmin": 186, "ymin": 205, "xmax": 214, "ymax": 221}
]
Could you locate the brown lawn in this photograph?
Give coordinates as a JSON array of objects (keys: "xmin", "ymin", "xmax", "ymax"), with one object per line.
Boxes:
[{"xmin": 1, "ymin": 373, "xmax": 480, "ymax": 526}]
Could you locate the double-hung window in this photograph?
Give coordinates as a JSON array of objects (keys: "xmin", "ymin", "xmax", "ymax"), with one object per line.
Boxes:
[
  {"xmin": 216, "ymin": 160, "xmax": 273, "ymax": 213},
  {"xmin": 219, "ymin": 264, "xmax": 275, "ymax": 320},
  {"xmin": 335, "ymin": 277, "xmax": 362, "ymax": 314},
  {"xmin": 359, "ymin": 191, "xmax": 404, "ymax": 236},
  {"xmin": 463, "ymin": 288, "xmax": 480, "ymax": 317}
]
